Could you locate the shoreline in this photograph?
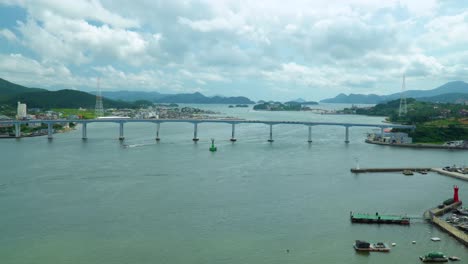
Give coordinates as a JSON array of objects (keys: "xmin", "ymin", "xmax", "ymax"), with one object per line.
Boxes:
[
  {"xmin": 365, "ymin": 139, "xmax": 468, "ymax": 150},
  {"xmin": 0, "ymin": 126, "xmax": 76, "ymax": 139}
]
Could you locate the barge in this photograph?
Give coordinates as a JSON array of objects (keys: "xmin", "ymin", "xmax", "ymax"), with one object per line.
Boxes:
[
  {"xmin": 350, "ymin": 212, "xmax": 410, "ymax": 225},
  {"xmin": 353, "ymin": 240, "xmax": 391, "ymax": 252}
]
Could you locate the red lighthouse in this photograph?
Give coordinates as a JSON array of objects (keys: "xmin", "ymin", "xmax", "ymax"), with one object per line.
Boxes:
[{"xmin": 453, "ymin": 185, "xmax": 459, "ymax": 203}]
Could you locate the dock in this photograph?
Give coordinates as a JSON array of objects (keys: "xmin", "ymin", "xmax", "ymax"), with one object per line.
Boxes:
[{"xmin": 350, "ymin": 212, "xmax": 410, "ymax": 225}]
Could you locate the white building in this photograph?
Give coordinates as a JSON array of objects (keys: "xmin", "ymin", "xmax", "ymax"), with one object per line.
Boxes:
[{"xmin": 17, "ymin": 101, "xmax": 27, "ymax": 119}]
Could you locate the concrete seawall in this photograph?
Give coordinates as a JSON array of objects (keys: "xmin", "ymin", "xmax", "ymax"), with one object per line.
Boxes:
[{"xmin": 431, "ymin": 168, "xmax": 468, "ymax": 181}]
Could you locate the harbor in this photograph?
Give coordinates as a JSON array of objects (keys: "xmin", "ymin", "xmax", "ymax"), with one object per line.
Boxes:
[{"xmin": 425, "ymin": 186, "xmax": 467, "ymax": 247}]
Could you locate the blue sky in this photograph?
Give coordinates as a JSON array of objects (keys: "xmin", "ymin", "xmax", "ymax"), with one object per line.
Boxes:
[{"xmin": 0, "ymin": 0, "xmax": 467, "ymax": 101}]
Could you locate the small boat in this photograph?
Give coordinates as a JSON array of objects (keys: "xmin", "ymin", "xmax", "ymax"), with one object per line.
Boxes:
[
  {"xmin": 403, "ymin": 170, "xmax": 414, "ymax": 175},
  {"xmin": 353, "ymin": 240, "xmax": 390, "ymax": 252},
  {"xmin": 419, "ymin": 252, "xmax": 448, "ymax": 262},
  {"xmin": 449, "ymin": 256, "xmax": 461, "ymax": 261},
  {"xmin": 430, "ymin": 237, "xmax": 441, "ymax": 241}
]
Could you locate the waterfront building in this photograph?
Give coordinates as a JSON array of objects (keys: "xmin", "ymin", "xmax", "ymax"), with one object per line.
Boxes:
[
  {"xmin": 17, "ymin": 101, "xmax": 27, "ymax": 119},
  {"xmin": 367, "ymin": 132, "xmax": 413, "ymax": 144}
]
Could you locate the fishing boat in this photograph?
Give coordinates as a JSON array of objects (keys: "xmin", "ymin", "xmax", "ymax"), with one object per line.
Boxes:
[
  {"xmin": 403, "ymin": 170, "xmax": 414, "ymax": 175},
  {"xmin": 353, "ymin": 240, "xmax": 390, "ymax": 252},
  {"xmin": 419, "ymin": 252, "xmax": 448, "ymax": 262}
]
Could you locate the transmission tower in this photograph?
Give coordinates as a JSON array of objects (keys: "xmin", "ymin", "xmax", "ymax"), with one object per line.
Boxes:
[
  {"xmin": 95, "ymin": 77, "xmax": 104, "ymax": 118},
  {"xmin": 399, "ymin": 74, "xmax": 407, "ymax": 117}
]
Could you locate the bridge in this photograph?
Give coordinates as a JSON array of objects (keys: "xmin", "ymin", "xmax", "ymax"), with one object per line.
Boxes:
[{"xmin": 0, "ymin": 118, "xmax": 415, "ymax": 143}]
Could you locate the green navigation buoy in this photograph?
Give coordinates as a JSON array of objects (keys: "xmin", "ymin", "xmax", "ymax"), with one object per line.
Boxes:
[{"xmin": 209, "ymin": 138, "xmax": 217, "ymax": 152}]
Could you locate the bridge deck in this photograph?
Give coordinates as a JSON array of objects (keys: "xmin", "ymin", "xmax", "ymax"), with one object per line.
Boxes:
[{"xmin": 0, "ymin": 118, "xmax": 415, "ymax": 129}]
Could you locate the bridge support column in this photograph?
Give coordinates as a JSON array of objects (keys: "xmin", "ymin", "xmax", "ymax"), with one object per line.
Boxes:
[
  {"xmin": 193, "ymin": 123, "xmax": 199, "ymax": 141},
  {"xmin": 268, "ymin": 124, "xmax": 274, "ymax": 142},
  {"xmin": 155, "ymin": 123, "xmax": 160, "ymax": 141},
  {"xmin": 47, "ymin": 123, "xmax": 53, "ymax": 139},
  {"xmin": 82, "ymin": 123, "xmax": 87, "ymax": 140},
  {"xmin": 15, "ymin": 123, "xmax": 21, "ymax": 138},
  {"xmin": 230, "ymin": 123, "xmax": 236, "ymax": 142},
  {"xmin": 308, "ymin": 126, "xmax": 312, "ymax": 143},
  {"xmin": 380, "ymin": 127, "xmax": 385, "ymax": 138},
  {"xmin": 345, "ymin": 126, "xmax": 349, "ymax": 143},
  {"xmin": 119, "ymin": 122, "xmax": 124, "ymax": 140}
]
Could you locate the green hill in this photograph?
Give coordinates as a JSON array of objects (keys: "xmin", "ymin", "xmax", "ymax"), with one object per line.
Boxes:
[
  {"xmin": 0, "ymin": 78, "xmax": 46, "ymax": 102},
  {"xmin": 9, "ymin": 89, "xmax": 133, "ymax": 109},
  {"xmin": 0, "ymin": 78, "xmax": 134, "ymax": 109}
]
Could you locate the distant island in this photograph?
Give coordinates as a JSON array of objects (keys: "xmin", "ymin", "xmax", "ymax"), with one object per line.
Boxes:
[
  {"xmin": 253, "ymin": 101, "xmax": 318, "ymax": 111},
  {"xmin": 320, "ymin": 81, "xmax": 468, "ymax": 104},
  {"xmin": 102, "ymin": 90, "xmax": 255, "ymax": 104},
  {"xmin": 228, "ymin": 104, "xmax": 249, "ymax": 108}
]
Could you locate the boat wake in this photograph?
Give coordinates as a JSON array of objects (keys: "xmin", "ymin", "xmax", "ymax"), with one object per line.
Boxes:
[{"xmin": 122, "ymin": 142, "xmax": 155, "ymax": 148}]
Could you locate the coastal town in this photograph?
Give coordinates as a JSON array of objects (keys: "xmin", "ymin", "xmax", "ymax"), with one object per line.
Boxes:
[{"xmin": 0, "ymin": 101, "xmax": 222, "ymax": 138}]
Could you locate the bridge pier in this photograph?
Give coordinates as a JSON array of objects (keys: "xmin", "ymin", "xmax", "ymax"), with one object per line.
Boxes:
[
  {"xmin": 47, "ymin": 123, "xmax": 53, "ymax": 139},
  {"xmin": 268, "ymin": 124, "xmax": 274, "ymax": 142},
  {"xmin": 155, "ymin": 123, "xmax": 160, "ymax": 141},
  {"xmin": 345, "ymin": 126, "xmax": 350, "ymax": 143},
  {"xmin": 230, "ymin": 123, "xmax": 236, "ymax": 142},
  {"xmin": 15, "ymin": 123, "xmax": 21, "ymax": 138},
  {"xmin": 380, "ymin": 127, "xmax": 385, "ymax": 138},
  {"xmin": 308, "ymin": 126, "xmax": 312, "ymax": 143},
  {"xmin": 193, "ymin": 123, "xmax": 199, "ymax": 141},
  {"xmin": 119, "ymin": 122, "xmax": 124, "ymax": 140},
  {"xmin": 82, "ymin": 123, "xmax": 87, "ymax": 140}
]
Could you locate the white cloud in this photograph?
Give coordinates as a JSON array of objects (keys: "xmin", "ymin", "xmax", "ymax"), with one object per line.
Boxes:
[
  {"xmin": 3, "ymin": 0, "xmax": 139, "ymax": 28},
  {"xmin": 16, "ymin": 13, "xmax": 157, "ymax": 66},
  {"xmin": 0, "ymin": 0, "xmax": 467, "ymax": 100},
  {"xmin": 0, "ymin": 29, "xmax": 17, "ymax": 42}
]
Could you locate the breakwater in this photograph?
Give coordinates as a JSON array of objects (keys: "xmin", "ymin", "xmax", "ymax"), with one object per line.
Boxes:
[
  {"xmin": 350, "ymin": 167, "xmax": 468, "ymax": 181},
  {"xmin": 350, "ymin": 168, "xmax": 430, "ymax": 173}
]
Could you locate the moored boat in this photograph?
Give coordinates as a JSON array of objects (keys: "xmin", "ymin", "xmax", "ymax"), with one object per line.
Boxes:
[
  {"xmin": 419, "ymin": 252, "xmax": 448, "ymax": 262},
  {"xmin": 403, "ymin": 170, "xmax": 414, "ymax": 175}
]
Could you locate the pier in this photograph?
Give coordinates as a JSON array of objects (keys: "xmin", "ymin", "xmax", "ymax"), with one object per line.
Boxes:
[{"xmin": 0, "ymin": 118, "xmax": 415, "ymax": 143}]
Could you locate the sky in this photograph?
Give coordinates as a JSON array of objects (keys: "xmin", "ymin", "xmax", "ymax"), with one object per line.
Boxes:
[{"xmin": 0, "ymin": 0, "xmax": 467, "ymax": 101}]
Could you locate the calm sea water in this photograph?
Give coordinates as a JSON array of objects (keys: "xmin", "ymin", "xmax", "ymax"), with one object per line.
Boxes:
[{"xmin": 0, "ymin": 104, "xmax": 466, "ymax": 264}]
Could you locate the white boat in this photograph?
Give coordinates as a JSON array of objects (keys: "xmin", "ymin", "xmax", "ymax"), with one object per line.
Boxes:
[{"xmin": 430, "ymin": 237, "xmax": 441, "ymax": 241}]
